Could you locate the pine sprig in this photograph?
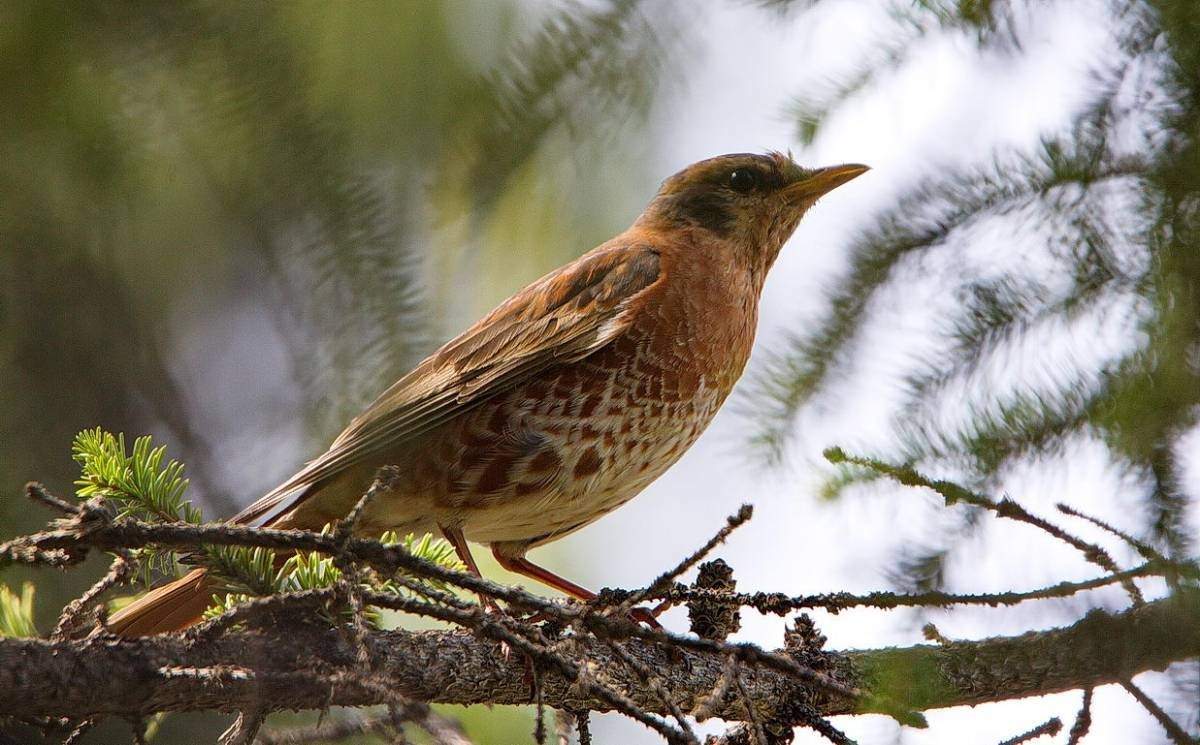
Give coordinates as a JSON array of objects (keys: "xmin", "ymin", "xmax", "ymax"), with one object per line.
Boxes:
[
  {"xmin": 72, "ymin": 428, "xmax": 200, "ymax": 525},
  {"xmin": 204, "ymin": 546, "xmax": 280, "ymax": 598},
  {"xmin": 70, "ymin": 428, "xmax": 467, "ymax": 627},
  {"xmin": 202, "ymin": 530, "xmax": 465, "ymax": 626}
]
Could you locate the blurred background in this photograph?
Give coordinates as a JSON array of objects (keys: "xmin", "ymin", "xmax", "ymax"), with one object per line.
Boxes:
[{"xmin": 1, "ymin": 0, "xmax": 1196, "ymax": 742}]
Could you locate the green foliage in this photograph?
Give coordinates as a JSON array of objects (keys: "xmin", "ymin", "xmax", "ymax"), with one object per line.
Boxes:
[
  {"xmin": 386, "ymin": 530, "xmax": 463, "ymax": 579},
  {"xmin": 72, "ymin": 428, "xmax": 200, "ymax": 524},
  {"xmin": 73, "ymin": 429, "xmax": 200, "ymax": 585},
  {"xmin": 202, "ymin": 529, "xmax": 465, "ymax": 626},
  {"xmin": 0, "ymin": 582, "xmax": 38, "ymax": 638},
  {"xmin": 69, "ymin": 428, "xmax": 465, "ymax": 626},
  {"xmin": 203, "ymin": 546, "xmax": 362, "ymax": 625},
  {"xmin": 204, "ymin": 546, "xmax": 280, "ymax": 598}
]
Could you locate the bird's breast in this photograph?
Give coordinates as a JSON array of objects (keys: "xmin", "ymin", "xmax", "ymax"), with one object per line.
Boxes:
[{"xmin": 439, "ymin": 260, "xmax": 759, "ymax": 545}]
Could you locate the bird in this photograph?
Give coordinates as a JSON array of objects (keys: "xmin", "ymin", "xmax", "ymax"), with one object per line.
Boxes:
[{"xmin": 108, "ymin": 152, "xmax": 868, "ymax": 636}]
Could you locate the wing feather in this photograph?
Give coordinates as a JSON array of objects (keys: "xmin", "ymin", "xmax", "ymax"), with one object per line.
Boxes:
[{"xmin": 230, "ymin": 245, "xmax": 661, "ymax": 525}]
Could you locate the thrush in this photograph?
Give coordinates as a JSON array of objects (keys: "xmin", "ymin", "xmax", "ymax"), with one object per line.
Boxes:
[{"xmin": 109, "ymin": 152, "xmax": 868, "ymax": 635}]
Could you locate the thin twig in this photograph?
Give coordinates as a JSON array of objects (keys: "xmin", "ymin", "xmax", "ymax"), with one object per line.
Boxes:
[
  {"xmin": 1121, "ymin": 680, "xmax": 1195, "ymax": 745},
  {"xmin": 333, "ymin": 488, "xmax": 379, "ymax": 669},
  {"xmin": 397, "ymin": 702, "xmax": 472, "ymax": 745},
  {"xmin": 1066, "ymin": 689, "xmax": 1093, "ymax": 745},
  {"xmin": 651, "ymin": 562, "xmax": 1160, "ymax": 615},
  {"xmin": 1053, "ymin": 504, "xmax": 1197, "ymax": 589},
  {"xmin": 255, "ymin": 712, "xmax": 397, "ymax": 744},
  {"xmin": 692, "ymin": 655, "xmax": 738, "ymax": 721},
  {"xmin": 997, "ymin": 717, "xmax": 1062, "ymax": 745},
  {"xmin": 52, "ymin": 554, "xmax": 132, "ymax": 638},
  {"xmin": 618, "ymin": 505, "xmax": 753, "ymax": 611},
  {"xmin": 826, "ymin": 451, "xmax": 1143, "ymax": 604},
  {"xmin": 800, "ymin": 707, "xmax": 857, "ymax": 745},
  {"xmin": 220, "ymin": 709, "xmax": 267, "ymax": 745},
  {"xmin": 62, "ymin": 719, "xmax": 95, "ymax": 745},
  {"xmin": 127, "ymin": 715, "xmax": 148, "ymax": 745},
  {"xmin": 575, "ymin": 711, "xmax": 591, "ymax": 745},
  {"xmin": 26, "ymin": 482, "xmax": 82, "ymax": 515},
  {"xmin": 533, "ymin": 664, "xmax": 547, "ymax": 745}
]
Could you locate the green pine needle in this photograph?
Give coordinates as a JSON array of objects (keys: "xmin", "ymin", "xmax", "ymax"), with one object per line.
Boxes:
[
  {"xmin": 0, "ymin": 582, "xmax": 38, "ymax": 638},
  {"xmin": 72, "ymin": 428, "xmax": 201, "ymax": 524},
  {"xmin": 201, "ymin": 527, "xmax": 465, "ymax": 626},
  {"xmin": 73, "ymin": 428, "xmax": 469, "ymax": 627}
]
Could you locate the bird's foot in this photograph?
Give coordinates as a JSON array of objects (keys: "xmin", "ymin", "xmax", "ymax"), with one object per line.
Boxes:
[
  {"xmin": 475, "ymin": 595, "xmax": 517, "ymax": 660},
  {"xmin": 627, "ymin": 604, "xmax": 665, "ymax": 630}
]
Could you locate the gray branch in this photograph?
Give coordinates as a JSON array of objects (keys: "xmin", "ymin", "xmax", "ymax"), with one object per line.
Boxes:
[{"xmin": 1, "ymin": 589, "xmax": 1195, "ymax": 728}]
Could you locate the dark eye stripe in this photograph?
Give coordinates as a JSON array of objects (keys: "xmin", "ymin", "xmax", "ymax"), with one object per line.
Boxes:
[{"xmin": 671, "ymin": 188, "xmax": 735, "ymax": 234}]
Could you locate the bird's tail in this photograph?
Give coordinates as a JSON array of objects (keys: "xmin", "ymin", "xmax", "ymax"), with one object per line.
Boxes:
[{"xmin": 107, "ymin": 567, "xmax": 213, "ymax": 637}]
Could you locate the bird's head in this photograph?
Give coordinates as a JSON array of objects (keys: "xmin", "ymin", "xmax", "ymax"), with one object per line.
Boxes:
[{"xmin": 637, "ymin": 152, "xmax": 868, "ymax": 276}]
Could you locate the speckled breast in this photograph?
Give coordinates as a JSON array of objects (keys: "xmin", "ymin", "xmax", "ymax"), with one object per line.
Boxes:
[{"xmin": 427, "ymin": 316, "xmax": 749, "ymax": 548}]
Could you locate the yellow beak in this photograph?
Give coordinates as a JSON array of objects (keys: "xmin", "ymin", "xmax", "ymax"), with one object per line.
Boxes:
[{"xmin": 784, "ymin": 163, "xmax": 870, "ymax": 204}]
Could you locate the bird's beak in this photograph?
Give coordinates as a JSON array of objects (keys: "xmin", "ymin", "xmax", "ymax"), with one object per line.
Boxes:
[{"xmin": 783, "ymin": 163, "xmax": 870, "ymax": 205}]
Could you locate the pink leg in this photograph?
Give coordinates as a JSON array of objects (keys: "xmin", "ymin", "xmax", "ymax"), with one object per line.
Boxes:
[
  {"xmin": 491, "ymin": 548, "xmax": 663, "ymax": 629},
  {"xmin": 440, "ymin": 526, "xmax": 498, "ymax": 612}
]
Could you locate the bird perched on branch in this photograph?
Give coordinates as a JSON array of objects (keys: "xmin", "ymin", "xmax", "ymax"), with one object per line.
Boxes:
[{"xmin": 109, "ymin": 152, "xmax": 868, "ymax": 636}]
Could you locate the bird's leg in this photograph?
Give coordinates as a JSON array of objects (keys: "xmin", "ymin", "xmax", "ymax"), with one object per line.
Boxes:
[
  {"xmin": 491, "ymin": 549, "xmax": 664, "ymax": 629},
  {"xmin": 439, "ymin": 526, "xmax": 500, "ymax": 613}
]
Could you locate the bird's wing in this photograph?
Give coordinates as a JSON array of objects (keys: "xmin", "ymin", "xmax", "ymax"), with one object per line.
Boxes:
[{"xmin": 231, "ymin": 245, "xmax": 662, "ymax": 526}]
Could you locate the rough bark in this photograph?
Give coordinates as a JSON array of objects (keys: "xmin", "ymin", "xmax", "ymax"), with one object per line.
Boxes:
[{"xmin": 1, "ymin": 589, "xmax": 1194, "ymax": 727}]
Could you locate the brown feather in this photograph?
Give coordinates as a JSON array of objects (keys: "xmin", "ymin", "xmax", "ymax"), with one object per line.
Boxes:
[
  {"xmin": 106, "ymin": 568, "xmax": 212, "ymax": 636},
  {"xmin": 228, "ymin": 245, "xmax": 661, "ymax": 528}
]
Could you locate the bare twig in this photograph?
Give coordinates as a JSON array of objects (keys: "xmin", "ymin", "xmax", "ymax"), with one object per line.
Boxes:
[
  {"xmin": 825, "ymin": 451, "xmax": 1144, "ymax": 603},
  {"xmin": 604, "ymin": 638, "xmax": 699, "ymax": 743},
  {"xmin": 62, "ymin": 719, "xmax": 94, "ymax": 745},
  {"xmin": 653, "ymin": 562, "xmax": 1161, "ymax": 615},
  {"xmin": 1121, "ymin": 680, "xmax": 1195, "ymax": 745},
  {"xmin": 618, "ymin": 505, "xmax": 753, "ymax": 612},
  {"xmin": 333, "ymin": 488, "xmax": 378, "ymax": 669},
  {"xmin": 997, "ymin": 717, "xmax": 1062, "ymax": 745},
  {"xmin": 26, "ymin": 482, "xmax": 82, "ymax": 515},
  {"xmin": 52, "ymin": 554, "xmax": 132, "ymax": 639},
  {"xmin": 575, "ymin": 710, "xmax": 591, "ymax": 745},
  {"xmin": 534, "ymin": 664, "xmax": 547, "ymax": 745},
  {"xmin": 256, "ymin": 712, "xmax": 396, "ymax": 744},
  {"xmin": 692, "ymin": 655, "xmax": 738, "ymax": 722},
  {"xmin": 1066, "ymin": 689, "xmax": 1093, "ymax": 745},
  {"xmin": 803, "ymin": 711, "xmax": 857, "ymax": 745},
  {"xmin": 1054, "ymin": 505, "xmax": 1199, "ymax": 588}
]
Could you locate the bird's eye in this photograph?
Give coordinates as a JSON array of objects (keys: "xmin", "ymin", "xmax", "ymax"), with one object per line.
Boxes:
[{"xmin": 728, "ymin": 168, "xmax": 757, "ymax": 193}]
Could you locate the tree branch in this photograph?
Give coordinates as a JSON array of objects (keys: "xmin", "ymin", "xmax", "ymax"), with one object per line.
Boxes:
[{"xmin": 1, "ymin": 589, "xmax": 1195, "ymax": 727}]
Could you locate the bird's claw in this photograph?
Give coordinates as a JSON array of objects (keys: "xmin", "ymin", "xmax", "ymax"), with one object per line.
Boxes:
[{"xmin": 628, "ymin": 605, "xmax": 665, "ymax": 629}]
